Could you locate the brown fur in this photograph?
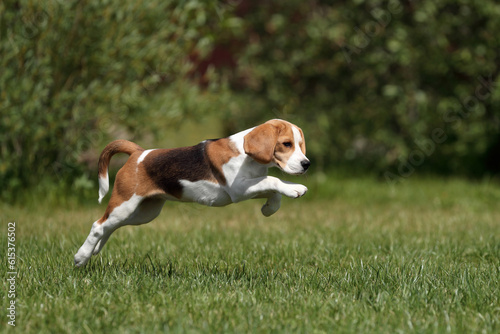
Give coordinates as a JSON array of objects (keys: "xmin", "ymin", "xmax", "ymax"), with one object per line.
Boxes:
[
  {"xmin": 98, "ymin": 140, "xmax": 144, "ymax": 178},
  {"xmin": 244, "ymin": 119, "xmax": 300, "ymax": 168},
  {"xmin": 205, "ymin": 138, "xmax": 239, "ymax": 185},
  {"xmin": 243, "ymin": 123, "xmax": 279, "ymax": 164},
  {"xmin": 99, "ymin": 151, "xmax": 164, "ymax": 223}
]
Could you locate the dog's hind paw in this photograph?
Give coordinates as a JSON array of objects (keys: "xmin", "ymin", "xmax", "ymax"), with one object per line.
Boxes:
[{"xmin": 74, "ymin": 251, "xmax": 91, "ymax": 267}]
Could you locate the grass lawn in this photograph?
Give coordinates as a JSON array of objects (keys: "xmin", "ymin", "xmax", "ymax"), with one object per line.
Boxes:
[{"xmin": 1, "ymin": 176, "xmax": 500, "ymax": 333}]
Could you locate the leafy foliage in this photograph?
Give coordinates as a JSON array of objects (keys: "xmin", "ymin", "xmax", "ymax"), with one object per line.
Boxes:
[
  {"xmin": 2, "ymin": 0, "xmax": 500, "ymax": 202},
  {"xmin": 225, "ymin": 0, "xmax": 500, "ymax": 177},
  {"xmin": 0, "ymin": 0, "xmax": 238, "ymax": 200}
]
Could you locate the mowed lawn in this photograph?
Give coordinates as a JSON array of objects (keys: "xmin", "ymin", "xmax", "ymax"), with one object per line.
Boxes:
[{"xmin": 1, "ymin": 176, "xmax": 500, "ymax": 333}]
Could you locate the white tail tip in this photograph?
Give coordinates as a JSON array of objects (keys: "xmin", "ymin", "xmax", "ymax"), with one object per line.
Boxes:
[{"xmin": 98, "ymin": 172, "xmax": 109, "ymax": 204}]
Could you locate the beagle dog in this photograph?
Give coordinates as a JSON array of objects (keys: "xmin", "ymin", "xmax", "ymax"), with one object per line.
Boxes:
[{"xmin": 74, "ymin": 119, "xmax": 310, "ymax": 267}]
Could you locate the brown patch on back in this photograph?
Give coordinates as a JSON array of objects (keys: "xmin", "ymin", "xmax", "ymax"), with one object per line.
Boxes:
[{"xmin": 205, "ymin": 138, "xmax": 239, "ymax": 185}]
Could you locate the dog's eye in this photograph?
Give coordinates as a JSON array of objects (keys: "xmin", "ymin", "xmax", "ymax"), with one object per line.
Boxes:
[{"xmin": 283, "ymin": 142, "xmax": 292, "ymax": 148}]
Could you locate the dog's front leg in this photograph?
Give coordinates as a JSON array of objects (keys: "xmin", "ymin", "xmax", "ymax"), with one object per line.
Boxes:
[
  {"xmin": 230, "ymin": 176, "xmax": 307, "ymax": 215},
  {"xmin": 261, "ymin": 192, "xmax": 282, "ymax": 217},
  {"xmin": 231, "ymin": 176, "xmax": 307, "ymax": 201}
]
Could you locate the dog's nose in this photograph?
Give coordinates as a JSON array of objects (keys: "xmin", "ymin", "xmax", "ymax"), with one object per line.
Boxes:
[{"xmin": 301, "ymin": 160, "xmax": 311, "ymax": 171}]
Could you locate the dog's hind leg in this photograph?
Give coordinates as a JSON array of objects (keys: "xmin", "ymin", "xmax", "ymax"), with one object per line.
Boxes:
[
  {"xmin": 92, "ymin": 196, "xmax": 165, "ymax": 256},
  {"xmin": 75, "ymin": 195, "xmax": 166, "ymax": 267},
  {"xmin": 74, "ymin": 194, "xmax": 144, "ymax": 267},
  {"xmin": 92, "ymin": 230, "xmax": 113, "ymax": 256},
  {"xmin": 74, "ymin": 219, "xmax": 108, "ymax": 267}
]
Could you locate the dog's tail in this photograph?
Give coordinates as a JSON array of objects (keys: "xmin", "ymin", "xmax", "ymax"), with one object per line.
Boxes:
[{"xmin": 97, "ymin": 140, "xmax": 144, "ymax": 203}]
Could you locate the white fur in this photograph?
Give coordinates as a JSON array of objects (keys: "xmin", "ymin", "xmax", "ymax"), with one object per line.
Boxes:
[
  {"xmin": 179, "ymin": 179, "xmax": 232, "ymax": 206},
  {"xmin": 74, "ymin": 220, "xmax": 103, "ymax": 267},
  {"xmin": 98, "ymin": 171, "xmax": 109, "ymax": 204},
  {"xmin": 281, "ymin": 126, "xmax": 309, "ymax": 175},
  {"xmin": 137, "ymin": 149, "xmax": 154, "ymax": 164}
]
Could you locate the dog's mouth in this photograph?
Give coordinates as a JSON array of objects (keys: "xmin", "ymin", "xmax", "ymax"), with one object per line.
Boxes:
[
  {"xmin": 276, "ymin": 161, "xmax": 309, "ymax": 175},
  {"xmin": 289, "ymin": 169, "xmax": 309, "ymax": 175}
]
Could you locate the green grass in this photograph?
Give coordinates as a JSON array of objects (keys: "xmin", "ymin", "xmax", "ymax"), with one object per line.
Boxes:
[{"xmin": 1, "ymin": 176, "xmax": 500, "ymax": 333}]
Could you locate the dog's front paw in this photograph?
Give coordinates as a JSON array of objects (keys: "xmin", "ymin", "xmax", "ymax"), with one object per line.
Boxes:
[{"xmin": 283, "ymin": 184, "xmax": 308, "ymax": 198}]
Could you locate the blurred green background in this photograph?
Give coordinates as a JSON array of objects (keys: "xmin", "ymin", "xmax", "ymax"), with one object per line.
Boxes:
[{"xmin": 1, "ymin": 0, "xmax": 500, "ymax": 203}]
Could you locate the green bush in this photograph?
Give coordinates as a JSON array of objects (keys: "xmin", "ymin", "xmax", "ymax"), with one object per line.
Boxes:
[
  {"xmin": 2, "ymin": 0, "xmax": 500, "ymax": 203},
  {"xmin": 225, "ymin": 0, "xmax": 500, "ymax": 178},
  {"xmin": 0, "ymin": 0, "xmax": 239, "ymax": 201}
]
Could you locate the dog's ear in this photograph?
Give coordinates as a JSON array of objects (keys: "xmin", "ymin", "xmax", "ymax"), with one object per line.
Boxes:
[{"xmin": 244, "ymin": 123, "xmax": 279, "ymax": 164}]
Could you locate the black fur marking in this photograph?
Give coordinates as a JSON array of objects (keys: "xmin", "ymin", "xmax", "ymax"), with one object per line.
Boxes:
[{"xmin": 145, "ymin": 142, "xmax": 215, "ymax": 198}]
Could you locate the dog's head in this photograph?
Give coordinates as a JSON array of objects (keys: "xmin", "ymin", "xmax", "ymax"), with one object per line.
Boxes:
[{"xmin": 243, "ymin": 119, "xmax": 310, "ymax": 175}]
